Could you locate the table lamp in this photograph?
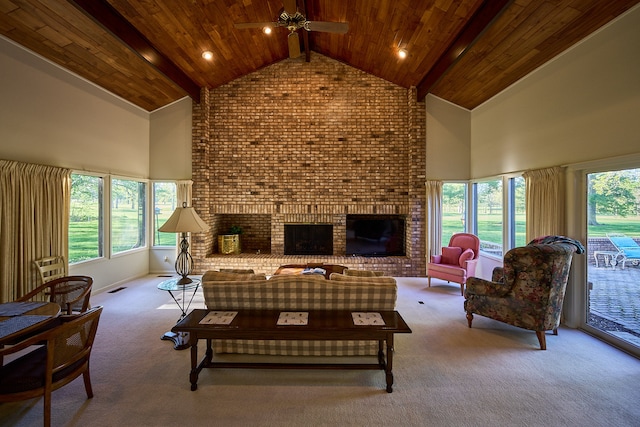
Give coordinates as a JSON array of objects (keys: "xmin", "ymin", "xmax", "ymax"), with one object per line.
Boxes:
[{"xmin": 158, "ymin": 202, "xmax": 209, "ymax": 285}]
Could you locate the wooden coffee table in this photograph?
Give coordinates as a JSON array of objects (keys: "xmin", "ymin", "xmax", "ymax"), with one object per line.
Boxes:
[{"xmin": 172, "ymin": 309, "xmax": 412, "ymax": 393}]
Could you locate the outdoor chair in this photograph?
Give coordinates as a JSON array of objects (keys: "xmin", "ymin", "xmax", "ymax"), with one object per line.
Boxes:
[
  {"xmin": 427, "ymin": 233, "xmax": 480, "ymax": 295},
  {"xmin": 17, "ymin": 276, "xmax": 93, "ymax": 315},
  {"xmin": 0, "ymin": 306, "xmax": 103, "ymax": 427},
  {"xmin": 607, "ymin": 233, "xmax": 640, "ymax": 269},
  {"xmin": 464, "ymin": 236, "xmax": 584, "ymax": 350}
]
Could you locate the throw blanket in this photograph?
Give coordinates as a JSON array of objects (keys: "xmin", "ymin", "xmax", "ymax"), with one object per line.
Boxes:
[{"xmin": 528, "ymin": 235, "xmax": 585, "ymax": 254}]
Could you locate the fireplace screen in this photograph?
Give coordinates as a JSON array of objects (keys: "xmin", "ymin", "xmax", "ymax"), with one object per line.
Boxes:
[{"xmin": 284, "ymin": 224, "xmax": 333, "ymax": 255}]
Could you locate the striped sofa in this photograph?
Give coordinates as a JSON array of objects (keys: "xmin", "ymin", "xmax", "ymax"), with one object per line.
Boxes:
[{"xmin": 201, "ymin": 271, "xmax": 397, "ymax": 356}]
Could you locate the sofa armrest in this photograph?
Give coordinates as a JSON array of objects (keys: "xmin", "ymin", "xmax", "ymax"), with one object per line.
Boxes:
[{"xmin": 465, "ymin": 276, "xmax": 511, "ymax": 297}]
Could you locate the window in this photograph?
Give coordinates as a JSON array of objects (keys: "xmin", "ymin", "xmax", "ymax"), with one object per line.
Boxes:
[
  {"xmin": 153, "ymin": 182, "xmax": 177, "ymax": 246},
  {"xmin": 111, "ymin": 178, "xmax": 146, "ymax": 254},
  {"xmin": 69, "ymin": 174, "xmax": 104, "ymax": 263},
  {"xmin": 473, "ymin": 179, "xmax": 503, "ymax": 256},
  {"xmin": 442, "ymin": 182, "xmax": 467, "ymax": 244}
]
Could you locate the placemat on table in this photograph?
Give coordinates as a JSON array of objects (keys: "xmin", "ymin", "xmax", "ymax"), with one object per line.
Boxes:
[
  {"xmin": 0, "ymin": 315, "xmax": 52, "ymax": 339},
  {"xmin": 0, "ymin": 301, "xmax": 47, "ymax": 316}
]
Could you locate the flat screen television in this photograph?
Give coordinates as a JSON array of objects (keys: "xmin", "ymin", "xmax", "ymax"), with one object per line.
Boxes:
[{"xmin": 346, "ymin": 215, "xmax": 405, "ymax": 256}]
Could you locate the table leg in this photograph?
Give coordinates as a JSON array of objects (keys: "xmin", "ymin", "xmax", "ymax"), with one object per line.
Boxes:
[
  {"xmin": 385, "ymin": 333, "xmax": 394, "ymax": 393},
  {"xmin": 377, "ymin": 340, "xmax": 385, "ymax": 366},
  {"xmin": 189, "ymin": 341, "xmax": 199, "ymax": 391}
]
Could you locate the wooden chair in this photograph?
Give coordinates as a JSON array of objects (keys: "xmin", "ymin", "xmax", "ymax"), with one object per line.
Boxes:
[
  {"xmin": 18, "ymin": 276, "xmax": 93, "ymax": 315},
  {"xmin": 0, "ymin": 306, "xmax": 103, "ymax": 427},
  {"xmin": 33, "ymin": 256, "xmax": 67, "ymax": 284}
]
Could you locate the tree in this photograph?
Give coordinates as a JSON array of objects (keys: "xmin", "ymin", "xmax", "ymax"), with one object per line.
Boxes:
[{"xmin": 588, "ymin": 169, "xmax": 640, "ymax": 225}]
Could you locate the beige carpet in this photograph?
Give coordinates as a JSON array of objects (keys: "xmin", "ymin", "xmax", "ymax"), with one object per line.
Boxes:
[{"xmin": 1, "ymin": 275, "xmax": 639, "ymax": 427}]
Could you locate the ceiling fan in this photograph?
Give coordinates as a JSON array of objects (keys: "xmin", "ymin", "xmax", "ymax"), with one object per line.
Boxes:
[{"xmin": 234, "ymin": 0, "xmax": 348, "ymax": 59}]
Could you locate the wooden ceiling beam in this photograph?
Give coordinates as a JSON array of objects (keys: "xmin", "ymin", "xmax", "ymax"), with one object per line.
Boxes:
[
  {"xmin": 67, "ymin": 0, "xmax": 201, "ymax": 103},
  {"xmin": 416, "ymin": 0, "xmax": 513, "ymax": 102}
]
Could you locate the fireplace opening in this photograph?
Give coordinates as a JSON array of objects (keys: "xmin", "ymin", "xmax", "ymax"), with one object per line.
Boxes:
[{"xmin": 284, "ymin": 224, "xmax": 333, "ymax": 255}]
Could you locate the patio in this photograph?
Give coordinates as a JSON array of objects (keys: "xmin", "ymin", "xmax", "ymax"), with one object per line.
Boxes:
[{"xmin": 587, "ymin": 263, "xmax": 640, "ymax": 347}]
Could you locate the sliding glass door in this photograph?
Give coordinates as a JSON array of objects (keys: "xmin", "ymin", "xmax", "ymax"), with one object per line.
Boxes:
[{"xmin": 584, "ymin": 168, "xmax": 640, "ymax": 353}]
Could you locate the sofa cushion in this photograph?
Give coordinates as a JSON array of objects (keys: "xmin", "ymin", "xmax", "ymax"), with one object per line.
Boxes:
[
  {"xmin": 343, "ymin": 269, "xmax": 384, "ymax": 277},
  {"xmin": 442, "ymin": 246, "xmax": 462, "ymax": 265},
  {"xmin": 202, "ymin": 270, "xmax": 266, "ymax": 282},
  {"xmin": 219, "ymin": 269, "xmax": 255, "ymax": 274},
  {"xmin": 459, "ymin": 248, "xmax": 475, "ymax": 267},
  {"xmin": 329, "ymin": 273, "xmax": 396, "ymax": 285}
]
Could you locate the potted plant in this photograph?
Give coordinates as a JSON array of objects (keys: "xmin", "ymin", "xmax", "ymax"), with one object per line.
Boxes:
[{"xmin": 218, "ymin": 225, "xmax": 242, "ymax": 254}]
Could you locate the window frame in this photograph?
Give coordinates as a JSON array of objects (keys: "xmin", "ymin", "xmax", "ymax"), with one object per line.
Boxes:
[
  {"xmin": 152, "ymin": 181, "xmax": 178, "ymax": 247},
  {"xmin": 110, "ymin": 176, "xmax": 148, "ymax": 256},
  {"xmin": 69, "ymin": 172, "xmax": 106, "ymax": 265},
  {"xmin": 470, "ymin": 173, "xmax": 525, "ymax": 259}
]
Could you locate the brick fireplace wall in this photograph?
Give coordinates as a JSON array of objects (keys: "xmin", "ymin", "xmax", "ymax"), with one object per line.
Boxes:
[{"xmin": 191, "ymin": 53, "xmax": 426, "ymax": 276}]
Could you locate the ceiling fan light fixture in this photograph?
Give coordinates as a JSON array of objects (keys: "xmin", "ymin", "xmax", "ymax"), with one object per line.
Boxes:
[
  {"xmin": 263, "ymin": 26, "xmax": 272, "ymax": 34},
  {"xmin": 398, "ymin": 48, "xmax": 408, "ymax": 59},
  {"xmin": 202, "ymin": 51, "xmax": 213, "ymax": 61}
]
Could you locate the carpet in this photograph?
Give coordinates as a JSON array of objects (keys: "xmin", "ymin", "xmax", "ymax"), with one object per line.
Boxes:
[{"xmin": 1, "ymin": 276, "xmax": 639, "ymax": 426}]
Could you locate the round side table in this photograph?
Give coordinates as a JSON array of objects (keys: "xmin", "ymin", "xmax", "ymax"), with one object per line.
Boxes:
[{"xmin": 157, "ymin": 277, "xmax": 201, "ymax": 350}]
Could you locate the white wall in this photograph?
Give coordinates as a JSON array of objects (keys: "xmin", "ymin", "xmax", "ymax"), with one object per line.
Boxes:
[
  {"xmin": 0, "ymin": 36, "xmax": 152, "ymax": 292},
  {"xmin": 426, "ymin": 95, "xmax": 471, "ymax": 180},
  {"xmin": 471, "ymin": 5, "xmax": 640, "ymax": 179},
  {"xmin": 149, "ymin": 98, "xmax": 192, "ymax": 180}
]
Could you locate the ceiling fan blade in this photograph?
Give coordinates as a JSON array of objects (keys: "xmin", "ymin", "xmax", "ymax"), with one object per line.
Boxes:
[
  {"xmin": 234, "ymin": 22, "xmax": 277, "ymax": 29},
  {"xmin": 306, "ymin": 21, "xmax": 348, "ymax": 34},
  {"xmin": 283, "ymin": 0, "xmax": 297, "ymax": 15},
  {"xmin": 288, "ymin": 32, "xmax": 301, "ymax": 58}
]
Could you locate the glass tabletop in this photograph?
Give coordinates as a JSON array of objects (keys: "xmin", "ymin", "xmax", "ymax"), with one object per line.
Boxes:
[{"xmin": 157, "ymin": 277, "xmax": 201, "ymax": 292}]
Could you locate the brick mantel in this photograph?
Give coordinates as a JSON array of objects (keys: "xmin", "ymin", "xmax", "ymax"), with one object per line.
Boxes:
[{"xmin": 191, "ymin": 53, "xmax": 425, "ymax": 276}]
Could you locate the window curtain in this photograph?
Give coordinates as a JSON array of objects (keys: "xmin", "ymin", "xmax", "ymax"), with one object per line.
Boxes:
[
  {"xmin": 523, "ymin": 166, "xmax": 566, "ymax": 242},
  {"xmin": 425, "ymin": 180, "xmax": 443, "ymax": 267},
  {"xmin": 0, "ymin": 160, "xmax": 71, "ymax": 302}
]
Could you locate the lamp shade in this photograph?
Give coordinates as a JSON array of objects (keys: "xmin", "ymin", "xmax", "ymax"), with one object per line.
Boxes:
[{"xmin": 158, "ymin": 204, "xmax": 209, "ymax": 233}]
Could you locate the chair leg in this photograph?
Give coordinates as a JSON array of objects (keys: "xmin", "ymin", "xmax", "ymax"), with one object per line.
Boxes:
[
  {"xmin": 460, "ymin": 283, "xmax": 464, "ymax": 296},
  {"xmin": 536, "ymin": 331, "xmax": 547, "ymax": 350},
  {"xmin": 83, "ymin": 369, "xmax": 94, "ymax": 398},
  {"xmin": 427, "ymin": 276, "xmax": 431, "ymax": 287},
  {"xmin": 553, "ymin": 328, "xmax": 558, "ymax": 336},
  {"xmin": 44, "ymin": 390, "xmax": 51, "ymax": 427},
  {"xmin": 466, "ymin": 312, "xmax": 473, "ymax": 328}
]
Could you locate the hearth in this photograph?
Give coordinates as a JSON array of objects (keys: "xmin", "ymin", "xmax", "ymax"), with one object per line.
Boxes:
[{"xmin": 284, "ymin": 224, "xmax": 333, "ymax": 255}]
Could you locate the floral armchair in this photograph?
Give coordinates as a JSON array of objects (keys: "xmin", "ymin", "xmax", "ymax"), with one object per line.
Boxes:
[
  {"xmin": 464, "ymin": 236, "xmax": 584, "ymax": 350},
  {"xmin": 427, "ymin": 233, "xmax": 480, "ymax": 295}
]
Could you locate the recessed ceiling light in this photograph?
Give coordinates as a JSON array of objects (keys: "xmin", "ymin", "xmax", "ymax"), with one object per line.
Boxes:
[
  {"xmin": 202, "ymin": 51, "xmax": 213, "ymax": 60},
  {"xmin": 263, "ymin": 26, "xmax": 272, "ymax": 35},
  {"xmin": 398, "ymin": 48, "xmax": 408, "ymax": 59}
]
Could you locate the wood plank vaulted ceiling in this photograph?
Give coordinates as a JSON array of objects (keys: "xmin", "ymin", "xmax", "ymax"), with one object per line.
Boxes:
[{"xmin": 1, "ymin": 0, "xmax": 638, "ymax": 112}]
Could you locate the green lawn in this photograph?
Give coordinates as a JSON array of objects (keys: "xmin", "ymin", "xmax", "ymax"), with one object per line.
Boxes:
[{"xmin": 69, "ymin": 203, "xmax": 176, "ymax": 263}]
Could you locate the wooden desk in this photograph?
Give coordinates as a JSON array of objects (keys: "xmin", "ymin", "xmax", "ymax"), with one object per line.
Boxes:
[
  {"xmin": 0, "ymin": 301, "xmax": 61, "ymax": 346},
  {"xmin": 172, "ymin": 309, "xmax": 412, "ymax": 393}
]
